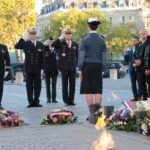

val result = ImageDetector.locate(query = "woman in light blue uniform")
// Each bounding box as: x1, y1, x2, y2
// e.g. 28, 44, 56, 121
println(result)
78, 18, 107, 123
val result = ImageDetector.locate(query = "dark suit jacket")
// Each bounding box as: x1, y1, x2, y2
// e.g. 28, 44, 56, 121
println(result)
15, 39, 44, 74
0, 44, 10, 72
43, 45, 58, 76
144, 45, 150, 69
124, 48, 135, 74
52, 39, 78, 71
134, 37, 150, 71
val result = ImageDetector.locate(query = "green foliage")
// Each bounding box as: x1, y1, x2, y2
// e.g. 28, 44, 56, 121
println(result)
107, 22, 139, 59
41, 8, 109, 42
41, 8, 138, 59
0, 0, 36, 49
146, 0, 150, 2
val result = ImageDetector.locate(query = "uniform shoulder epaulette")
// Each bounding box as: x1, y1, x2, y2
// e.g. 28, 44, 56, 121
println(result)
100, 35, 105, 39
82, 34, 88, 38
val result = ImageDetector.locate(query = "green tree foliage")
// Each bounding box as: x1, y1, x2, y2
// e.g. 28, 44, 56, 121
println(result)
106, 22, 139, 59
0, 0, 36, 49
42, 8, 109, 42
42, 8, 138, 59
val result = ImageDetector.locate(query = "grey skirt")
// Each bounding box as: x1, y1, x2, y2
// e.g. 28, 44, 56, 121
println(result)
80, 62, 103, 94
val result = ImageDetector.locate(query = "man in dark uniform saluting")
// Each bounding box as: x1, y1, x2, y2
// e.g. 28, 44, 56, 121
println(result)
43, 37, 58, 103
0, 44, 10, 109
53, 29, 78, 106
15, 28, 44, 108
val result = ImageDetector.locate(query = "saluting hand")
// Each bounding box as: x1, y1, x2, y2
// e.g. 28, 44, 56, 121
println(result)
145, 70, 150, 76
23, 32, 30, 41
59, 30, 65, 40
123, 48, 128, 54
135, 59, 141, 66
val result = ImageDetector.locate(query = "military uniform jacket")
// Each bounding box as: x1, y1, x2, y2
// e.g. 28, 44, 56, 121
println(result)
15, 38, 44, 74
78, 32, 107, 71
52, 39, 78, 71
134, 37, 150, 71
43, 45, 58, 76
0, 44, 10, 71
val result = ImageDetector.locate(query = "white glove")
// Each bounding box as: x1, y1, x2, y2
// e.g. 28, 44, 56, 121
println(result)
58, 30, 65, 40
4, 71, 9, 78
23, 32, 30, 41
43, 40, 49, 46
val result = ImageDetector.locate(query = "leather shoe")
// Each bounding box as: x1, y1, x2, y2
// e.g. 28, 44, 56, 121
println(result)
65, 103, 71, 106
52, 100, 58, 103
27, 104, 34, 108
69, 102, 76, 106
47, 100, 51, 103
34, 104, 43, 107
0, 105, 4, 110
130, 98, 141, 102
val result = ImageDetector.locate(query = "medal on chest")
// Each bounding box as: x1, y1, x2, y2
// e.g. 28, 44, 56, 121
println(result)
62, 53, 66, 57
62, 46, 66, 57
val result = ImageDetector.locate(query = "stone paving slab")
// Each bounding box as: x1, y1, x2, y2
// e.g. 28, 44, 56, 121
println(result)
0, 77, 149, 150
0, 124, 150, 150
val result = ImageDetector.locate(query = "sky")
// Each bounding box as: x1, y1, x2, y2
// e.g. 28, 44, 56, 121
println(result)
34, 0, 43, 14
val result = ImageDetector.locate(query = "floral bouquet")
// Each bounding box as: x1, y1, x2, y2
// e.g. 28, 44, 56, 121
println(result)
138, 110, 150, 136
0, 109, 25, 128
41, 108, 78, 125
106, 101, 137, 132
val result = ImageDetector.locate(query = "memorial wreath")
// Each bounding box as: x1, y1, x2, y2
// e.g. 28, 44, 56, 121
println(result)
0, 109, 25, 128
41, 108, 78, 125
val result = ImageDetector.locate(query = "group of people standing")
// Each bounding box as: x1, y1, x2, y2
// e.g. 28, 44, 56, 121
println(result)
14, 27, 78, 108
124, 29, 150, 102
0, 18, 106, 124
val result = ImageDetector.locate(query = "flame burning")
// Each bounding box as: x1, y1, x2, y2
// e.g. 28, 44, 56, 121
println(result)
93, 114, 115, 150
95, 114, 106, 130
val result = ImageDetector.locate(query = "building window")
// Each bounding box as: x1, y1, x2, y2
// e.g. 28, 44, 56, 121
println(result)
122, 16, 125, 22
129, 16, 134, 22
110, 17, 112, 24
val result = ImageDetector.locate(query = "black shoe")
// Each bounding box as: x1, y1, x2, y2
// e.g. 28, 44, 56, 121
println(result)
27, 104, 34, 108
0, 105, 4, 110
52, 100, 58, 103
69, 102, 76, 106
34, 104, 43, 107
47, 100, 51, 103
143, 97, 148, 101
65, 103, 71, 106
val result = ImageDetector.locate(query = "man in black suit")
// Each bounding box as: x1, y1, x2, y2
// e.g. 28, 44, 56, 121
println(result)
43, 37, 58, 103
53, 29, 78, 106
134, 29, 150, 100
0, 44, 10, 109
124, 37, 141, 101
15, 28, 44, 107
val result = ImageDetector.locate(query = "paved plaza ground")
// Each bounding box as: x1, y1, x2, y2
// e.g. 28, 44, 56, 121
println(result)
0, 76, 150, 150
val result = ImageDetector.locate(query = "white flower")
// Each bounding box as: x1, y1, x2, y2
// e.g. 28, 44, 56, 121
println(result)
141, 124, 148, 134
124, 122, 127, 125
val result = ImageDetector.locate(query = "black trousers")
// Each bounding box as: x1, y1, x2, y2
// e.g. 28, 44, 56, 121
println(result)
146, 75, 150, 97
130, 71, 141, 98
61, 70, 76, 104
26, 73, 41, 105
0, 70, 4, 106
137, 70, 148, 99
45, 73, 57, 101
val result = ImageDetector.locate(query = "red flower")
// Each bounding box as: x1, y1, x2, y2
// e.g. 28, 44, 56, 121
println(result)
47, 114, 51, 119
13, 115, 19, 120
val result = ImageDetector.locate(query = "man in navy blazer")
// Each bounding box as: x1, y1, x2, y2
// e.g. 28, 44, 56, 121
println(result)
124, 37, 141, 101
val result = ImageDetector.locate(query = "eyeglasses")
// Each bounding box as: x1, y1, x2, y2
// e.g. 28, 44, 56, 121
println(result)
65, 33, 72, 35
30, 33, 36, 35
